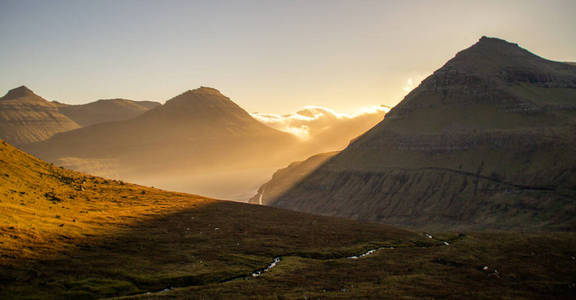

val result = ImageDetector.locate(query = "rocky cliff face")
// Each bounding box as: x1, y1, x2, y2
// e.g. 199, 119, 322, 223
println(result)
269, 37, 576, 231
0, 86, 80, 146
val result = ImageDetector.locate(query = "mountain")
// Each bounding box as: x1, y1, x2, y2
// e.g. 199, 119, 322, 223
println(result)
2, 138, 575, 299
268, 37, 576, 231
249, 151, 337, 204
24, 87, 300, 196
0, 86, 80, 146
57, 98, 160, 126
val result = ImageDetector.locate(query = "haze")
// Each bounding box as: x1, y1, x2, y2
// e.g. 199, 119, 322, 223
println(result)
1, 0, 575, 114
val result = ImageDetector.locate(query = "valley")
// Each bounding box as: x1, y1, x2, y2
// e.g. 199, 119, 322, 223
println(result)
1, 2, 576, 298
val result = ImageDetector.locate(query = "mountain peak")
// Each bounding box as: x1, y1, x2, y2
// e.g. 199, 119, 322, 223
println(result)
2, 86, 36, 100
451, 36, 533, 65
184, 86, 224, 96
470, 36, 524, 54
477, 36, 517, 46
157, 87, 255, 123
163, 87, 227, 106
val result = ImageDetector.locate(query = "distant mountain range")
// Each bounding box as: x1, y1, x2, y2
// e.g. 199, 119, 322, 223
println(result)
0, 85, 384, 199
260, 37, 576, 231
23, 87, 300, 190
0, 86, 159, 146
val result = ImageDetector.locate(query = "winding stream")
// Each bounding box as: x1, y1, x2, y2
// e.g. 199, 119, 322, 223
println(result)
252, 257, 281, 277
125, 237, 453, 298
347, 247, 394, 259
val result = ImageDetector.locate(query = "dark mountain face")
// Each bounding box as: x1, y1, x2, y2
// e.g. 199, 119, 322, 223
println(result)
58, 98, 160, 127
24, 87, 299, 186
0, 86, 80, 146
269, 37, 576, 231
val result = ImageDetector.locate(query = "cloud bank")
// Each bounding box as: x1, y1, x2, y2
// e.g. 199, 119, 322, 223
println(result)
252, 105, 388, 151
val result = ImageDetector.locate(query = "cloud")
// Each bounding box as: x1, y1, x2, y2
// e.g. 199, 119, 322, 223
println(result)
403, 78, 415, 92
402, 74, 428, 94
252, 105, 389, 143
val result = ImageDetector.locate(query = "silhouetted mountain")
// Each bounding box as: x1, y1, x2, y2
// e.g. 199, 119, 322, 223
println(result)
57, 98, 160, 126
269, 37, 576, 231
25, 87, 299, 187
0, 86, 80, 146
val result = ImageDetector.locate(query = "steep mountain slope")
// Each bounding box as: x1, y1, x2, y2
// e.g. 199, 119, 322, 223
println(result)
24, 87, 300, 195
57, 98, 160, 126
249, 151, 337, 205
271, 37, 576, 231
0, 86, 80, 146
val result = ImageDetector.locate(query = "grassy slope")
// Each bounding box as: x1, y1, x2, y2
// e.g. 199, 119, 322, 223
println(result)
0, 139, 417, 299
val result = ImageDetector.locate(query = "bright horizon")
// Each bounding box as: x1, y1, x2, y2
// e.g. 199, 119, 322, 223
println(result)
1, 0, 575, 114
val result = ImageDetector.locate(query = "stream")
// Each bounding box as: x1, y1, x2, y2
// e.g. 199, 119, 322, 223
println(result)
124, 236, 453, 298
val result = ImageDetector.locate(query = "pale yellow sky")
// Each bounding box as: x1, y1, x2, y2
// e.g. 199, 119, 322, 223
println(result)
1, 0, 575, 114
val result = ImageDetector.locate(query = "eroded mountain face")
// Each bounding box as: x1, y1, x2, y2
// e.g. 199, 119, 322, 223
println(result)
269, 37, 576, 231
0, 86, 80, 146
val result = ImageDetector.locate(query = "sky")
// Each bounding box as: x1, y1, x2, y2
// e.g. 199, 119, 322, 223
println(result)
1, 0, 575, 114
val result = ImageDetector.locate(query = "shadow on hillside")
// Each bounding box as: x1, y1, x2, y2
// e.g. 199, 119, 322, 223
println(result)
0, 200, 414, 299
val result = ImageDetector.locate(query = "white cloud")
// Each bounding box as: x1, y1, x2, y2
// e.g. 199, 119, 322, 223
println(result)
403, 78, 415, 92
251, 105, 388, 141
402, 74, 428, 94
